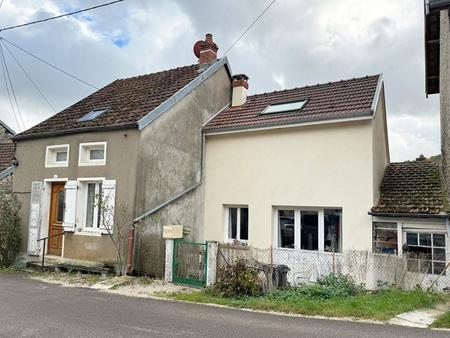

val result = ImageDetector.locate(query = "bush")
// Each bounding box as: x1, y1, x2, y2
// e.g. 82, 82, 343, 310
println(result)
213, 259, 262, 297
267, 273, 364, 301
0, 192, 21, 267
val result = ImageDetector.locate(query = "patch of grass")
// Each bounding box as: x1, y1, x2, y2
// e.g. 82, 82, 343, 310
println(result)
432, 312, 450, 328
163, 288, 448, 321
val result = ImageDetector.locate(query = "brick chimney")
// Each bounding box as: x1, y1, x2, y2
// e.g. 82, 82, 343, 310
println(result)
196, 34, 218, 64
231, 74, 249, 107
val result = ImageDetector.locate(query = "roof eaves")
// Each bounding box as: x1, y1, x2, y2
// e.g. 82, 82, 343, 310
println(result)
0, 120, 16, 136
369, 210, 449, 219
426, 0, 450, 14
204, 110, 373, 135
137, 57, 233, 130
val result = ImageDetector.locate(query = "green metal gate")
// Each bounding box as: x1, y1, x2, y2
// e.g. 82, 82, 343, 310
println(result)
172, 240, 207, 287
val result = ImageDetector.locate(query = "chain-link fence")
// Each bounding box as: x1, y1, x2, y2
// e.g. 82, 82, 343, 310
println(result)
216, 243, 450, 292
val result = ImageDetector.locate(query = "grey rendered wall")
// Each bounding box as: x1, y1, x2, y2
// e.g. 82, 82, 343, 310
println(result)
440, 10, 450, 198
135, 66, 231, 242
13, 129, 140, 262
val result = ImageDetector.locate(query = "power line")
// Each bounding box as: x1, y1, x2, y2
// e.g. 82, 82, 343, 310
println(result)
0, 0, 124, 32
0, 43, 24, 131
223, 0, 277, 56
1, 38, 99, 90
0, 1, 4, 11
1, 39, 56, 113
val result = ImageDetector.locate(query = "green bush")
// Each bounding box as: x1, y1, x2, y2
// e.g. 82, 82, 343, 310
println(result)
0, 192, 21, 267
213, 259, 262, 297
267, 273, 364, 301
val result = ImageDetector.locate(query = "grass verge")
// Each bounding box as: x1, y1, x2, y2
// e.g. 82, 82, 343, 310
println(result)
432, 312, 450, 328
161, 288, 448, 321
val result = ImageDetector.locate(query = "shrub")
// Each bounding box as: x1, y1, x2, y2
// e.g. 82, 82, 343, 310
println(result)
214, 259, 262, 297
0, 192, 21, 267
267, 273, 364, 301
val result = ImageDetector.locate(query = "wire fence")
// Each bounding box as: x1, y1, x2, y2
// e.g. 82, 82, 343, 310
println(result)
217, 243, 450, 292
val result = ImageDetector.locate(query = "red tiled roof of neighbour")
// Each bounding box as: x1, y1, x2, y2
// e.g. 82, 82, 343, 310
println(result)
204, 75, 381, 131
0, 143, 14, 172
371, 158, 447, 215
15, 64, 205, 139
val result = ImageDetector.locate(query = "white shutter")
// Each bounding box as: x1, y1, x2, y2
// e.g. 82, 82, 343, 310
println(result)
101, 180, 116, 233
63, 180, 78, 232
27, 181, 43, 255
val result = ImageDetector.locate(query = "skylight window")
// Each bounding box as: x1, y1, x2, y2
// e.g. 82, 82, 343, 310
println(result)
261, 100, 307, 114
78, 108, 110, 122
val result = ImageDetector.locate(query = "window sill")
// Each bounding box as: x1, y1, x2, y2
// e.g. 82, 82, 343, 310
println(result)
75, 229, 112, 236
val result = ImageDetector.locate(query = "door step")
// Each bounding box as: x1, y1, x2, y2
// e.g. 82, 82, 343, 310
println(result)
25, 261, 113, 276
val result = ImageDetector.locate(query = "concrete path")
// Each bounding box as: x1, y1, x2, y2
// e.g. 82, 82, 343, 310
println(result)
1, 272, 449, 338
389, 302, 450, 328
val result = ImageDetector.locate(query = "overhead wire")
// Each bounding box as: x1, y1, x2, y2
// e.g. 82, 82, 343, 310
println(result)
0, 0, 124, 32
1, 39, 56, 113
223, 0, 277, 56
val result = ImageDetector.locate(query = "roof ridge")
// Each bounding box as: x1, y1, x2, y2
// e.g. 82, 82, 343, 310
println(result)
247, 74, 381, 99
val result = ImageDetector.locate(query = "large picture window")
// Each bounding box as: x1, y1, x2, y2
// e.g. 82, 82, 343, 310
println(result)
277, 208, 342, 252
226, 206, 248, 241
405, 232, 446, 275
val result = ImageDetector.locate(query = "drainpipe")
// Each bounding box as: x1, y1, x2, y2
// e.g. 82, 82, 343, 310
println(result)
126, 226, 135, 275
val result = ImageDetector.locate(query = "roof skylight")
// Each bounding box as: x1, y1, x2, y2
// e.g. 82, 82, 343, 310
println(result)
261, 100, 307, 114
78, 108, 110, 122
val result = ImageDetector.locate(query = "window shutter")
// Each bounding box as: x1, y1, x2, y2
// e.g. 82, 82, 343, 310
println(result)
27, 181, 43, 256
63, 180, 78, 232
101, 180, 116, 233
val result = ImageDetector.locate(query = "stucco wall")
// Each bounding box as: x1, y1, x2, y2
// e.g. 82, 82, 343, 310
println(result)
13, 129, 140, 262
440, 10, 450, 198
204, 120, 376, 250
371, 87, 390, 203
135, 66, 231, 242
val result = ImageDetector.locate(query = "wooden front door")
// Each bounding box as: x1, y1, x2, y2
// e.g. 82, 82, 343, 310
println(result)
48, 182, 65, 256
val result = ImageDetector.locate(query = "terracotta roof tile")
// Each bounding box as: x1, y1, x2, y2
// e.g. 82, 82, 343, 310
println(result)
16, 63, 204, 139
204, 75, 380, 131
0, 143, 14, 172
372, 158, 446, 215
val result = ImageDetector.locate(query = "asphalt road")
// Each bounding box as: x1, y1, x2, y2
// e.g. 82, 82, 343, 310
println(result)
0, 272, 449, 338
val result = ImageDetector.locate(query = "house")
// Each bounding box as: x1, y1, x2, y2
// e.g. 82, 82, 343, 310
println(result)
0, 120, 16, 193
13, 34, 232, 265
203, 74, 390, 252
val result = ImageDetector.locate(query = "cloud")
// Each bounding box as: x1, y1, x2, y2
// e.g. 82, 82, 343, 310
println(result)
0, 0, 441, 161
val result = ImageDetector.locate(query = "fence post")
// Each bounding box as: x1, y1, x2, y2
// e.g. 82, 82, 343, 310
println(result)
165, 239, 174, 283
206, 241, 218, 287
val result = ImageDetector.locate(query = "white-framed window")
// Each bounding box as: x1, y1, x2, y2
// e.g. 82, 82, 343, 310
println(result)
45, 144, 69, 168
276, 208, 342, 252
373, 222, 398, 255
78, 142, 107, 166
225, 206, 249, 242
405, 232, 447, 275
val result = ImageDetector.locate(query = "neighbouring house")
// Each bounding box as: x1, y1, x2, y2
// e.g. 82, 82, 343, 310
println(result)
0, 120, 16, 193
13, 34, 232, 267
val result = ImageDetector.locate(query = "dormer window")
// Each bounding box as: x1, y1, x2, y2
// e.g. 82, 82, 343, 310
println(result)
79, 142, 107, 166
45, 144, 69, 168
261, 100, 307, 114
77, 108, 110, 122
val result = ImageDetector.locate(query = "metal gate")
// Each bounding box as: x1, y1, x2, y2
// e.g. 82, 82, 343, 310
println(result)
172, 240, 207, 287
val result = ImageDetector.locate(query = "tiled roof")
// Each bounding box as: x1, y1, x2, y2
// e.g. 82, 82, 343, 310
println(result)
15, 64, 205, 139
204, 75, 381, 131
0, 143, 14, 172
371, 158, 446, 215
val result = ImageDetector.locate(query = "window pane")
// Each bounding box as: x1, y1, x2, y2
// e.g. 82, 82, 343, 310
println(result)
96, 183, 103, 228
279, 210, 295, 248
433, 248, 446, 261
239, 208, 248, 240
434, 262, 446, 275
419, 233, 432, 246
301, 211, 318, 250
86, 183, 95, 227
433, 234, 445, 247
56, 151, 67, 162
324, 209, 341, 252
90, 149, 104, 160
229, 208, 237, 239
406, 233, 418, 246
373, 223, 397, 255
56, 190, 65, 222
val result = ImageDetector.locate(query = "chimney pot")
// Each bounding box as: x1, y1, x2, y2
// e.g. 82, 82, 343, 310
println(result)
231, 74, 249, 107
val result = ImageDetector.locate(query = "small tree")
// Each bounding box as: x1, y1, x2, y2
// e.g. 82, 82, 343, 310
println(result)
0, 191, 21, 267
97, 192, 130, 276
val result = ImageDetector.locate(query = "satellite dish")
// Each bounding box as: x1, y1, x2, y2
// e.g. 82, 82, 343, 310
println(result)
193, 40, 203, 58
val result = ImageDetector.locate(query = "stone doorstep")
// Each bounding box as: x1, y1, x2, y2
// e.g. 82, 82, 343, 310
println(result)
388, 302, 450, 328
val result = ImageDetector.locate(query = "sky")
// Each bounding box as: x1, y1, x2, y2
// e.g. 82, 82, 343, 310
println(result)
0, 0, 441, 162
